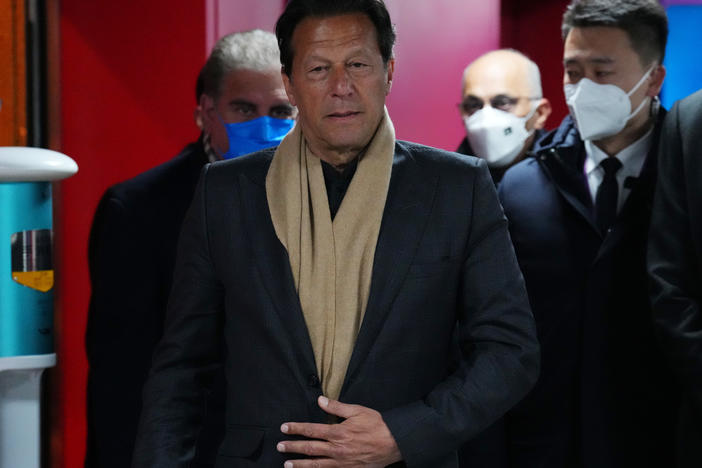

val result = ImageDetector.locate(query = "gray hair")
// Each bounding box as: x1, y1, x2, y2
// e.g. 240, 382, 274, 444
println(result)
461, 48, 543, 98
201, 29, 281, 98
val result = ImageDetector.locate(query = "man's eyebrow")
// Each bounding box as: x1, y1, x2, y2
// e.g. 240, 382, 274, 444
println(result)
564, 56, 615, 66
304, 48, 371, 64
304, 54, 331, 64
228, 99, 256, 108
269, 103, 295, 111
588, 56, 615, 64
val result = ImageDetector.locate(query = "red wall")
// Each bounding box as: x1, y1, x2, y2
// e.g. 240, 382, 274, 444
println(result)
384, 0, 500, 150
502, 0, 573, 127
206, 0, 286, 52
56, 1, 206, 466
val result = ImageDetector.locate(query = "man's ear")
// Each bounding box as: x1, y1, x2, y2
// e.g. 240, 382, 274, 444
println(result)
282, 68, 297, 107
193, 105, 204, 130
385, 58, 395, 95
531, 98, 552, 130
646, 64, 666, 97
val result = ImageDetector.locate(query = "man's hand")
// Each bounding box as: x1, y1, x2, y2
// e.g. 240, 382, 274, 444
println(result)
277, 395, 402, 467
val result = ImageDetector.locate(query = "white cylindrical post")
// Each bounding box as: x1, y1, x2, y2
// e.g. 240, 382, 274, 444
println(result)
0, 147, 77, 468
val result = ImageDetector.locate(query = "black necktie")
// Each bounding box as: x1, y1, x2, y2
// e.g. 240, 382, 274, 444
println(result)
595, 157, 622, 234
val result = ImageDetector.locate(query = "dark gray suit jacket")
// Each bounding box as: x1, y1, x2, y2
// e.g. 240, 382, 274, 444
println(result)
648, 89, 702, 468
132, 141, 539, 467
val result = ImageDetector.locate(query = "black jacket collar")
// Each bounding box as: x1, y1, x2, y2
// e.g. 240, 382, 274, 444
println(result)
532, 110, 667, 241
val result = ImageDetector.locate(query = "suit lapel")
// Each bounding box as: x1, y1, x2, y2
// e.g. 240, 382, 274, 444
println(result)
238, 164, 317, 388
539, 144, 601, 237
342, 145, 438, 394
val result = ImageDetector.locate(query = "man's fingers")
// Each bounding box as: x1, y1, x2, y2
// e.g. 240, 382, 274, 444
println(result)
283, 459, 335, 468
318, 395, 362, 419
277, 440, 335, 457
281, 422, 333, 440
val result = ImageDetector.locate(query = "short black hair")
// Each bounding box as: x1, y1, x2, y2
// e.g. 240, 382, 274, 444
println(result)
562, 0, 668, 65
275, 0, 396, 77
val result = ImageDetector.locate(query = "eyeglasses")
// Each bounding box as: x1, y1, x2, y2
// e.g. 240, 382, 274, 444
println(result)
458, 94, 542, 116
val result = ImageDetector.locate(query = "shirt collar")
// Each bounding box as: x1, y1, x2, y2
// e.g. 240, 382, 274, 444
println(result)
584, 126, 654, 179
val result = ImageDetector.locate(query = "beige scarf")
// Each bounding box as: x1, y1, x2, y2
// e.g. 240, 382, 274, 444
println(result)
266, 109, 395, 400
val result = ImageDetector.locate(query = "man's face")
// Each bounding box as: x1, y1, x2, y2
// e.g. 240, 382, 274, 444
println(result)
201, 68, 296, 157
461, 55, 538, 124
282, 13, 394, 161
563, 26, 661, 133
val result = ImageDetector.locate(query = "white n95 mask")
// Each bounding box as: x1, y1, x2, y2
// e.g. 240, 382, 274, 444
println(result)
463, 105, 536, 168
564, 66, 654, 141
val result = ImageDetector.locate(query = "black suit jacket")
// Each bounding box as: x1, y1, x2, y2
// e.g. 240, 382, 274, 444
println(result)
498, 115, 679, 468
132, 141, 540, 468
86, 139, 213, 468
648, 89, 702, 468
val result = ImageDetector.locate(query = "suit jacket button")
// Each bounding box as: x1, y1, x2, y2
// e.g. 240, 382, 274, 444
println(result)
308, 374, 320, 387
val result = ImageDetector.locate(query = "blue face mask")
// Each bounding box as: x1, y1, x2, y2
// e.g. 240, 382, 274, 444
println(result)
219, 116, 295, 159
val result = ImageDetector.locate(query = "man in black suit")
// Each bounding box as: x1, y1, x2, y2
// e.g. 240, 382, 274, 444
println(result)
498, 1, 679, 466
85, 30, 296, 468
648, 88, 702, 468
132, 1, 539, 467
456, 49, 552, 468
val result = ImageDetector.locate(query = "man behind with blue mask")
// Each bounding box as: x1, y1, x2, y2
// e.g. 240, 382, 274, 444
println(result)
456, 49, 552, 184
85, 29, 295, 468
498, 1, 680, 467
199, 31, 296, 160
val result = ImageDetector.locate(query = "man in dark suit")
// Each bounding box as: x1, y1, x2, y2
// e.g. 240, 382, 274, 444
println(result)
648, 88, 702, 468
456, 49, 551, 185
498, 1, 679, 467
85, 30, 296, 468
132, 1, 539, 467
456, 48, 552, 468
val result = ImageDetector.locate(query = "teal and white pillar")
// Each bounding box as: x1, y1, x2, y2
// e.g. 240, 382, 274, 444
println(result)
0, 147, 78, 468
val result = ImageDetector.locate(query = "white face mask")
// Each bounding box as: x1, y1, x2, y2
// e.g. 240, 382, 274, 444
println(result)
463, 104, 536, 168
564, 66, 654, 141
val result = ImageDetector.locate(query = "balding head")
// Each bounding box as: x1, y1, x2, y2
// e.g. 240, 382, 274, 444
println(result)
458, 48, 552, 172
462, 49, 542, 105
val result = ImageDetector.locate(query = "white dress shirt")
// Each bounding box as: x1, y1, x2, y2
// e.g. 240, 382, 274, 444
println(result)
584, 127, 654, 214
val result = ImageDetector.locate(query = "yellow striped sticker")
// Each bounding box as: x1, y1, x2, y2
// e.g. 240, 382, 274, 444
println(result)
12, 270, 54, 292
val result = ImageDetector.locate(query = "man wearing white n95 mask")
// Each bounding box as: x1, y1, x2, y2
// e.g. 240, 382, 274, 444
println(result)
456, 49, 552, 184
497, 1, 680, 467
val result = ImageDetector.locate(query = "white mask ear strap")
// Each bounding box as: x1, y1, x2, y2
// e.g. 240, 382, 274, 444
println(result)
626, 94, 650, 123
521, 99, 541, 136
626, 65, 656, 97
523, 99, 540, 121
624, 65, 657, 122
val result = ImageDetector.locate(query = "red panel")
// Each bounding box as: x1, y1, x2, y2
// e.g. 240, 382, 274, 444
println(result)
207, 0, 285, 52
501, 0, 571, 127
384, 0, 501, 150
56, 1, 206, 466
